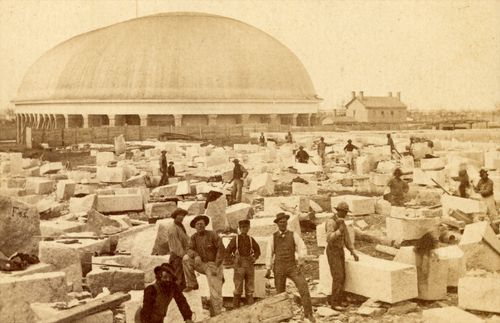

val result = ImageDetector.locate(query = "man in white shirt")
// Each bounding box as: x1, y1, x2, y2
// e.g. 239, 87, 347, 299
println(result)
265, 212, 315, 323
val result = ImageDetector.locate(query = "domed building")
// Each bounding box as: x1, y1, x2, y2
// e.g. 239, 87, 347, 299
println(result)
14, 12, 320, 132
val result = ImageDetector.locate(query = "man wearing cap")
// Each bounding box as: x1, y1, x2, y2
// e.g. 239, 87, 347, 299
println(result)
265, 213, 315, 322
165, 208, 190, 290
317, 137, 332, 165
474, 169, 499, 233
159, 150, 169, 186
226, 219, 261, 308
167, 161, 176, 177
295, 146, 310, 164
230, 159, 248, 204
343, 139, 359, 170
259, 132, 266, 146
387, 168, 409, 206
182, 215, 225, 315
140, 264, 193, 323
326, 202, 359, 310
285, 131, 293, 144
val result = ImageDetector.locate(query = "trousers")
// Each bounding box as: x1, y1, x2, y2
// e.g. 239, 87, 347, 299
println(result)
169, 254, 186, 291
326, 245, 345, 305
274, 263, 312, 316
231, 179, 243, 203
233, 257, 255, 296
159, 171, 169, 186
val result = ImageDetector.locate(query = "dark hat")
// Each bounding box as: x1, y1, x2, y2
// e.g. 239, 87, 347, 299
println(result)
171, 208, 188, 218
299, 145, 304, 149
161, 150, 167, 154
273, 212, 290, 223
479, 169, 488, 175
393, 168, 403, 176
233, 159, 239, 163
238, 219, 250, 226
190, 215, 210, 228
334, 201, 351, 213
320, 137, 324, 140
347, 139, 352, 143
169, 161, 174, 164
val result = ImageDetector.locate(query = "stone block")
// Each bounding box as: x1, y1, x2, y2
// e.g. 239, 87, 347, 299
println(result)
0, 272, 68, 323
144, 201, 177, 219
292, 181, 318, 195
96, 193, 143, 213
175, 180, 191, 195
413, 168, 446, 187
423, 306, 484, 323
114, 134, 126, 155
96, 166, 126, 183
264, 196, 310, 213
414, 187, 443, 206
69, 194, 97, 213
375, 198, 392, 215
206, 194, 228, 232
130, 224, 169, 267
40, 219, 85, 237
249, 172, 275, 196
316, 220, 354, 248
85, 209, 124, 235
370, 172, 391, 186
376, 160, 397, 174
355, 155, 376, 175
420, 157, 446, 170
77, 310, 114, 323
178, 200, 205, 215
1, 177, 26, 188
151, 182, 178, 196
459, 221, 500, 271
331, 195, 375, 216
294, 162, 322, 174
218, 268, 266, 298
40, 162, 63, 175
123, 174, 148, 187
386, 216, 440, 242
0, 262, 55, 279
433, 246, 466, 287
56, 179, 76, 201
441, 194, 486, 217
25, 177, 55, 194
458, 276, 500, 313
319, 252, 418, 303
225, 203, 252, 229
95, 151, 115, 166
86, 266, 145, 296
0, 196, 40, 257
132, 255, 167, 283
115, 224, 155, 252
249, 214, 301, 238
25, 166, 41, 176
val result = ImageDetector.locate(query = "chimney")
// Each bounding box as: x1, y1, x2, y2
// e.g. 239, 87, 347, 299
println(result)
388, 92, 392, 97
351, 91, 356, 100
397, 92, 401, 100
359, 91, 364, 100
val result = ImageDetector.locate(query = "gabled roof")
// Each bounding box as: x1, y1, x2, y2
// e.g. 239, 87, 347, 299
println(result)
345, 96, 407, 109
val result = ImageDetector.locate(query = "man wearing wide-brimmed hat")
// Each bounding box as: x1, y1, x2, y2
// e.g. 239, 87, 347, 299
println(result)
230, 158, 248, 204
386, 167, 409, 206
265, 212, 315, 322
325, 202, 359, 310
295, 145, 310, 164
165, 208, 190, 290
158, 150, 169, 186
474, 169, 499, 233
182, 214, 225, 316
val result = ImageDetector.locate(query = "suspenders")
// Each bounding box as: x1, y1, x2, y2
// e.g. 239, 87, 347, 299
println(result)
235, 235, 254, 257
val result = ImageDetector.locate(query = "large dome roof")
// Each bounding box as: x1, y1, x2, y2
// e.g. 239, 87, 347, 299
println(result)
16, 12, 319, 103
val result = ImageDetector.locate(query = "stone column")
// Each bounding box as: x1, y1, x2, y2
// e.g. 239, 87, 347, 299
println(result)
82, 114, 89, 128
291, 114, 299, 126
139, 114, 148, 127
208, 114, 217, 126
240, 114, 250, 124
108, 114, 116, 127
269, 114, 280, 125
16, 114, 20, 144
173, 114, 183, 127
63, 115, 69, 128
307, 113, 313, 126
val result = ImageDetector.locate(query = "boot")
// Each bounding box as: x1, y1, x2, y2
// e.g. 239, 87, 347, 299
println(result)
233, 294, 241, 309
246, 294, 254, 305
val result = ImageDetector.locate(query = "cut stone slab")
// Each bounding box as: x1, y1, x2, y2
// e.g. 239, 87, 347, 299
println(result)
413, 168, 446, 187
292, 181, 318, 195
40, 162, 63, 175
0, 196, 40, 257
144, 201, 177, 219
319, 252, 418, 303
423, 306, 485, 323
175, 180, 191, 195
264, 196, 310, 213
386, 216, 440, 242
96, 152, 115, 166
376, 160, 397, 174
459, 221, 500, 271
433, 246, 466, 287
375, 198, 392, 215
178, 200, 205, 215
86, 266, 145, 296
131, 255, 167, 283
0, 262, 55, 279
129, 224, 169, 267
56, 179, 76, 201
249, 172, 275, 196
1, 176, 26, 188
69, 194, 97, 214
96, 166, 126, 183
25, 177, 55, 194
40, 219, 85, 237
96, 193, 143, 213
114, 134, 126, 155
218, 268, 266, 298
294, 162, 322, 174
0, 271, 68, 323
370, 172, 391, 186
85, 210, 124, 235
420, 157, 446, 170
458, 276, 500, 314
441, 194, 487, 217
225, 203, 252, 229
151, 182, 178, 196
115, 224, 155, 253
310, 199, 323, 212
206, 194, 228, 232
331, 195, 375, 216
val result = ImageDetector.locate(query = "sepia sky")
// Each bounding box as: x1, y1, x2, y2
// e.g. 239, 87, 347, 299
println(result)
0, 0, 499, 111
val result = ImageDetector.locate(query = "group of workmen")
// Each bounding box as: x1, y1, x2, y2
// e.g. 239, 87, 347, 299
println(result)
140, 201, 359, 323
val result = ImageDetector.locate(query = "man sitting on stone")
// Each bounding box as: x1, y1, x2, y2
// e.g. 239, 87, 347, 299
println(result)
295, 146, 310, 164
387, 168, 409, 206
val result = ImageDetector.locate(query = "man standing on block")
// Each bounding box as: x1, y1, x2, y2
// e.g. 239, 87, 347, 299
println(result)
159, 150, 169, 186
317, 137, 331, 165
259, 132, 266, 146
265, 213, 315, 323
230, 159, 248, 204
183, 215, 225, 316
165, 208, 190, 290
326, 202, 359, 310
226, 219, 261, 308
343, 139, 359, 170
474, 169, 499, 233
295, 146, 310, 164
387, 168, 409, 206
167, 161, 176, 177
141, 265, 193, 323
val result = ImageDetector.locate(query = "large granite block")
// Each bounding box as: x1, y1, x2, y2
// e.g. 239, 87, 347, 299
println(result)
56, 179, 76, 201
441, 194, 486, 217
25, 177, 55, 194
292, 181, 318, 195
458, 276, 500, 313
96, 166, 125, 183
96, 193, 143, 213
433, 246, 466, 287
40, 162, 63, 175
386, 216, 440, 242
422, 306, 484, 323
95, 152, 115, 166
331, 195, 375, 215
86, 266, 144, 296
225, 203, 252, 229
249, 172, 275, 196
264, 196, 310, 213
420, 157, 446, 170
69, 194, 96, 213
459, 221, 500, 271
144, 201, 177, 219
206, 194, 228, 232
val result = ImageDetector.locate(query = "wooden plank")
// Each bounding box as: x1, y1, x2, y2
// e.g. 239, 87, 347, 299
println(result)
40, 292, 131, 323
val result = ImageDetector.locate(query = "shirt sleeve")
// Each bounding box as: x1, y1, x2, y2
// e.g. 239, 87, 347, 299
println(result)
140, 286, 156, 323
226, 236, 236, 255
480, 180, 494, 197
166, 226, 186, 257
265, 235, 274, 270
251, 237, 261, 260
293, 232, 307, 260
343, 223, 355, 252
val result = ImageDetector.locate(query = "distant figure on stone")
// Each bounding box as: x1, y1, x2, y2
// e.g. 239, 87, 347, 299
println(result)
326, 202, 359, 310
387, 168, 409, 206
259, 132, 266, 146
265, 213, 316, 323
343, 139, 359, 170
474, 169, 499, 233
183, 215, 225, 316
230, 159, 248, 204
387, 133, 399, 158
167, 161, 175, 177
295, 146, 310, 164
165, 208, 190, 290
285, 131, 293, 143
226, 219, 261, 308
140, 265, 193, 323
159, 150, 169, 186
452, 169, 471, 198
317, 137, 332, 165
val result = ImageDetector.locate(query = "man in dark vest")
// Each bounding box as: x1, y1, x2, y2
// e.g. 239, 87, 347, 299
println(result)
159, 150, 169, 186
167, 161, 176, 177
230, 159, 248, 204
140, 265, 193, 323
265, 213, 315, 322
295, 146, 310, 164
259, 132, 266, 146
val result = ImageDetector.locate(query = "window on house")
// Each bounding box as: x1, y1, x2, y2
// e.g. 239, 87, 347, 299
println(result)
391, 111, 394, 116
381, 111, 384, 116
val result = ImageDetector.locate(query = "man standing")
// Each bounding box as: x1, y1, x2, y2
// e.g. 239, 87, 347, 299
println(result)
230, 159, 248, 204
182, 215, 225, 316
387, 168, 409, 206
167, 161, 176, 177
317, 137, 331, 165
474, 169, 499, 233
265, 213, 315, 322
159, 150, 169, 186
326, 202, 359, 310
285, 131, 293, 143
343, 139, 359, 170
259, 132, 266, 146
226, 219, 261, 308
295, 146, 310, 164
140, 265, 193, 323
165, 208, 190, 290
387, 133, 397, 156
